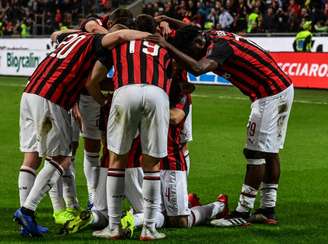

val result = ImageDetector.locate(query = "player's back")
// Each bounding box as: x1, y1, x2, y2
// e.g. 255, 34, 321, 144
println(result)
207, 30, 292, 101
111, 40, 172, 94
25, 32, 104, 110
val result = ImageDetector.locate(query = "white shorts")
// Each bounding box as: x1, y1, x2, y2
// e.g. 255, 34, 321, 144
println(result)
107, 84, 169, 158
20, 93, 72, 157
79, 94, 101, 140
246, 85, 294, 153
161, 170, 190, 216
180, 104, 193, 144
69, 111, 80, 143
125, 167, 144, 213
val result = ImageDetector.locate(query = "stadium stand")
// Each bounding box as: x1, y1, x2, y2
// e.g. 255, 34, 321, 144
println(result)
142, 0, 328, 33
0, 0, 135, 36
1, 1, 327, 36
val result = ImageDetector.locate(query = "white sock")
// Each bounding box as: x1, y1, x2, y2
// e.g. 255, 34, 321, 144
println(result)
236, 184, 258, 213
260, 183, 278, 208
63, 164, 79, 209
133, 212, 144, 228
107, 169, 125, 229
83, 150, 100, 205
24, 159, 63, 211
142, 172, 161, 229
188, 201, 224, 227
184, 149, 191, 176
18, 166, 36, 206
48, 175, 65, 212
93, 167, 108, 214
133, 211, 164, 228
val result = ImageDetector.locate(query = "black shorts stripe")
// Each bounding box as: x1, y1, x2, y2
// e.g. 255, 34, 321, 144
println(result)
19, 169, 36, 177
48, 160, 63, 175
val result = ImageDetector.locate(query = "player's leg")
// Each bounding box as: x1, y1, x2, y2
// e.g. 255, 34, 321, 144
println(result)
139, 85, 169, 240
234, 85, 294, 223
18, 94, 43, 207
18, 153, 41, 207
14, 95, 73, 236
94, 85, 142, 239
161, 170, 190, 228
63, 117, 81, 212
79, 94, 102, 209
49, 115, 80, 225
250, 85, 294, 224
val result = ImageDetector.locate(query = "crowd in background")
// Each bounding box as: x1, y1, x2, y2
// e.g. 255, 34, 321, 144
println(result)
143, 0, 328, 33
0, 0, 113, 36
1, 0, 328, 36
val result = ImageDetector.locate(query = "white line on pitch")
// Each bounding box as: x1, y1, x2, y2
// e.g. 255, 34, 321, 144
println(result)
0, 82, 327, 105
193, 94, 328, 105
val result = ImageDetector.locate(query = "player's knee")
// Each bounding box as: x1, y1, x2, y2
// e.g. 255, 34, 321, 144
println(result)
167, 216, 188, 228
22, 152, 42, 169
84, 138, 101, 152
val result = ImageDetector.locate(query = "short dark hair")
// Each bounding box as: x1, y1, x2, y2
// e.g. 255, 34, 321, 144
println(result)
172, 25, 202, 51
108, 8, 135, 28
135, 14, 157, 34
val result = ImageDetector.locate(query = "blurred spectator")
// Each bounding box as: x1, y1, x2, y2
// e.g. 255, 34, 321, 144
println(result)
0, 0, 327, 36
262, 7, 275, 32
0, 0, 134, 36
247, 7, 261, 33
142, 0, 328, 34
218, 4, 234, 31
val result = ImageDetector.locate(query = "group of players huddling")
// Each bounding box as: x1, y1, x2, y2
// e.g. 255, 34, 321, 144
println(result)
14, 7, 294, 241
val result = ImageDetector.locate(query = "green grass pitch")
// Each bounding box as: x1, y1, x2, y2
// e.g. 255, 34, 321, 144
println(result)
0, 76, 328, 243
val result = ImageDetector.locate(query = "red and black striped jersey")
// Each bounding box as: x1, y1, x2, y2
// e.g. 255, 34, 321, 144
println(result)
161, 94, 191, 171
25, 32, 110, 110
80, 15, 109, 32
112, 40, 172, 94
206, 30, 292, 101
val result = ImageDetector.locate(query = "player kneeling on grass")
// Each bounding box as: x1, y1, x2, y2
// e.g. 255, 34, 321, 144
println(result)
146, 25, 294, 226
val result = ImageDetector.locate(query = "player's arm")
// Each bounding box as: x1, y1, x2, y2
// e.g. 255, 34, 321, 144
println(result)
50, 29, 80, 42
85, 20, 108, 34
170, 108, 185, 125
85, 61, 108, 106
155, 15, 189, 29
146, 34, 218, 76
101, 29, 150, 50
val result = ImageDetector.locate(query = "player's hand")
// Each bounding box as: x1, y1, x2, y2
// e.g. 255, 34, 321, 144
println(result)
154, 15, 167, 23
158, 21, 171, 39
145, 34, 168, 48
72, 103, 83, 131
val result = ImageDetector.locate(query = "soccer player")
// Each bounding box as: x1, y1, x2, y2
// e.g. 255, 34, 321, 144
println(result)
147, 26, 294, 225
14, 28, 150, 237
120, 82, 229, 231
79, 8, 135, 209
86, 23, 172, 241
